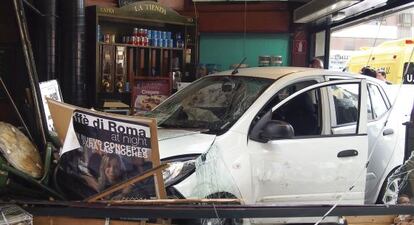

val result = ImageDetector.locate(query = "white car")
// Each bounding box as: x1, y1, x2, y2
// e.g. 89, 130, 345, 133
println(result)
143, 67, 410, 209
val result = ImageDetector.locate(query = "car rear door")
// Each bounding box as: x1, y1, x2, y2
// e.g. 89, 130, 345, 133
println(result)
248, 79, 368, 205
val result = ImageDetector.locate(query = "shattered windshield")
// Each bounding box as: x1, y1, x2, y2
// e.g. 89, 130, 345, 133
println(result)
142, 76, 273, 134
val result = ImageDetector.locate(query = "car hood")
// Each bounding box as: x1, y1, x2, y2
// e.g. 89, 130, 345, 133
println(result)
157, 128, 216, 159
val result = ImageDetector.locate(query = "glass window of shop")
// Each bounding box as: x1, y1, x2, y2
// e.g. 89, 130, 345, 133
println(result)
329, 7, 414, 84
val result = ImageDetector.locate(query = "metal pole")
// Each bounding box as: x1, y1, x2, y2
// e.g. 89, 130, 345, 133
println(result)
12, 0, 48, 149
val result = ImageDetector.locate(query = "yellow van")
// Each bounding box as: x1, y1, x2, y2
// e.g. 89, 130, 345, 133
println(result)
347, 38, 414, 84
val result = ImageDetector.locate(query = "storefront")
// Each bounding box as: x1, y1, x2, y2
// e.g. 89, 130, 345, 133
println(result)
1, 1, 414, 225
307, 0, 414, 84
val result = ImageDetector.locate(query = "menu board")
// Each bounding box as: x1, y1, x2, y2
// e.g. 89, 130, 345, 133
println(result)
133, 79, 170, 111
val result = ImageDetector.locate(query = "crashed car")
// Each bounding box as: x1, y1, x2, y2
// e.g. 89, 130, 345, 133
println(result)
142, 67, 410, 208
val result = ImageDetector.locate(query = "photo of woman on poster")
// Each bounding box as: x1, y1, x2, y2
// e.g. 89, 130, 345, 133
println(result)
98, 154, 127, 191
80, 153, 132, 200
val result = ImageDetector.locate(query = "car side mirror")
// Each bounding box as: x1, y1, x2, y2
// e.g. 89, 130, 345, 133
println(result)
260, 120, 294, 142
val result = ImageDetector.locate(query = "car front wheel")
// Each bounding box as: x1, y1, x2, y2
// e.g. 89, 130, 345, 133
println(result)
200, 192, 243, 225
380, 176, 402, 204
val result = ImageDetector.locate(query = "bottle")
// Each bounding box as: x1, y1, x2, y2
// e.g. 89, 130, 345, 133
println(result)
185, 48, 191, 64
172, 57, 180, 71
151, 67, 157, 76
175, 32, 182, 40
172, 70, 182, 91
97, 25, 101, 42
176, 39, 184, 48
125, 82, 130, 92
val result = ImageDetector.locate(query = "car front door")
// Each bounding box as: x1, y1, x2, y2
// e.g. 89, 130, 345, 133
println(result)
248, 79, 368, 205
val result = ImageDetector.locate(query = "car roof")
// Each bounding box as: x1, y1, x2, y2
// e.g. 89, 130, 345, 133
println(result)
213, 67, 311, 79
212, 66, 372, 81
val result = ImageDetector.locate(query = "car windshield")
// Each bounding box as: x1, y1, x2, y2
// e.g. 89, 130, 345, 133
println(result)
141, 76, 274, 134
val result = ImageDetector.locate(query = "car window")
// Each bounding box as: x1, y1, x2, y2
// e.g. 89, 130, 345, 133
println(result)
253, 80, 317, 121
272, 88, 321, 136
249, 80, 320, 139
250, 80, 364, 141
368, 84, 388, 119
330, 83, 359, 127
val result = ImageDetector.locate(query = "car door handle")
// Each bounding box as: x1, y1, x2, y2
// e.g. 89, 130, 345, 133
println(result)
383, 128, 394, 136
337, 149, 358, 158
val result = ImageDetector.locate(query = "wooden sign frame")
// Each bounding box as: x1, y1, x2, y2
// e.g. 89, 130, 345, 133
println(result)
47, 99, 166, 200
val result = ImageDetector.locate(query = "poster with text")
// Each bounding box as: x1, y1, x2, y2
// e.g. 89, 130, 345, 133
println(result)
133, 80, 170, 112
58, 109, 156, 200
39, 80, 63, 132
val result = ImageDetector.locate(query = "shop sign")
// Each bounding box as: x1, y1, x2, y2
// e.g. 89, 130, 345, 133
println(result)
329, 50, 354, 72
99, 8, 115, 14
97, 1, 194, 26
134, 3, 167, 15
403, 63, 414, 84
102, 2, 168, 18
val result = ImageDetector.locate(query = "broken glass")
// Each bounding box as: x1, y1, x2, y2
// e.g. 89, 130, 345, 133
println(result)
384, 151, 414, 205
0, 205, 32, 225
192, 144, 242, 200
192, 144, 245, 225
140, 76, 273, 135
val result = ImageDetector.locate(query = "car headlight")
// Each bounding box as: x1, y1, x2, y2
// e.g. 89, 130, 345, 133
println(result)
163, 159, 196, 187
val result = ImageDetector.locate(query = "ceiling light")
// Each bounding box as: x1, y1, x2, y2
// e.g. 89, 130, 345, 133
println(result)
294, 0, 360, 23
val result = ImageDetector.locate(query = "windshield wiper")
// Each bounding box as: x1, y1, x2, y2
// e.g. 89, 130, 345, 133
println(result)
158, 123, 188, 129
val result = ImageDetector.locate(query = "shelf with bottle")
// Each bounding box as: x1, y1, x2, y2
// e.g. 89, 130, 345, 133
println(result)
88, 1, 197, 109
98, 27, 186, 50
99, 42, 184, 51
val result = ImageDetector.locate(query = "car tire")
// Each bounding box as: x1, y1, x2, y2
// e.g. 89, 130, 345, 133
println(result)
173, 192, 242, 225
199, 192, 242, 225
377, 173, 402, 204
200, 218, 241, 225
